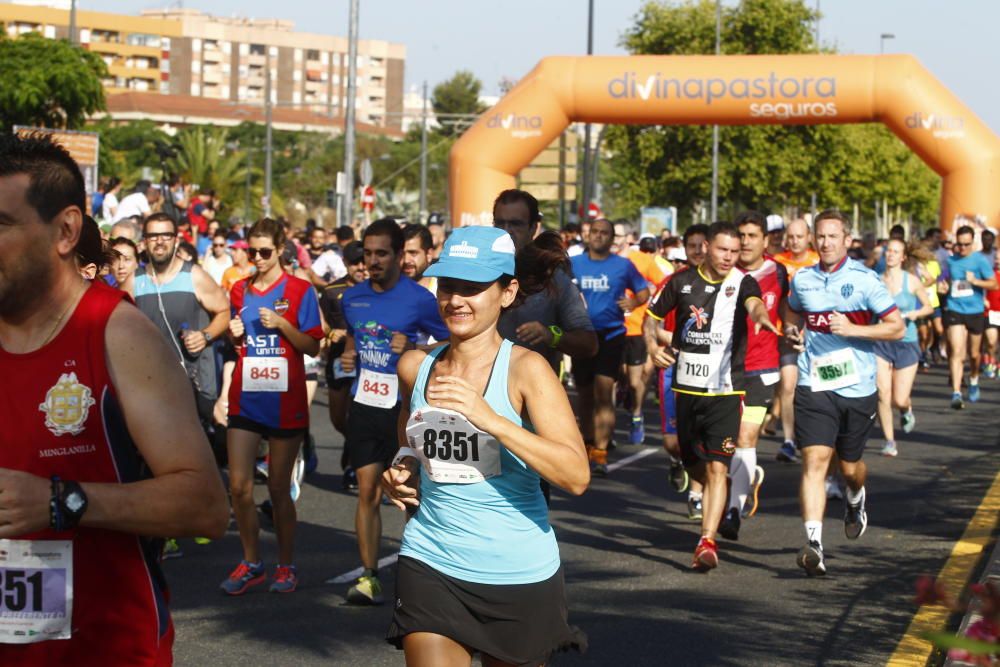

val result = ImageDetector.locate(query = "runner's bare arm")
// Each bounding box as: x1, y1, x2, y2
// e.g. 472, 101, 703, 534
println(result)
907, 272, 935, 321
746, 297, 780, 335
643, 312, 675, 368
192, 263, 232, 341
262, 308, 320, 356
51, 303, 226, 539
382, 350, 424, 510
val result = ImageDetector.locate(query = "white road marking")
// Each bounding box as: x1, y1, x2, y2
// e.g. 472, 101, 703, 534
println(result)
325, 447, 661, 584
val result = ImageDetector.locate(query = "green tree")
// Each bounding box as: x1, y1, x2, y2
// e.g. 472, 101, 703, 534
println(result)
603, 0, 940, 227
0, 33, 107, 132
166, 126, 264, 218
432, 70, 487, 137
92, 118, 172, 187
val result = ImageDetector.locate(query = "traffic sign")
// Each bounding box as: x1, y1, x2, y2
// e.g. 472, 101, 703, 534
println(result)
361, 185, 376, 212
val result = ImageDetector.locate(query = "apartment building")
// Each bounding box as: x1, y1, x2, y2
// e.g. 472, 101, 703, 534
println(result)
0, 2, 406, 130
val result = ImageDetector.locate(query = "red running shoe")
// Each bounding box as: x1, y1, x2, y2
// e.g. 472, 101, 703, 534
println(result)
692, 537, 719, 571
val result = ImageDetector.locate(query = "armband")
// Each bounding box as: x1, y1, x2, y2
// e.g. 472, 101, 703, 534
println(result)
391, 446, 422, 468
548, 325, 564, 349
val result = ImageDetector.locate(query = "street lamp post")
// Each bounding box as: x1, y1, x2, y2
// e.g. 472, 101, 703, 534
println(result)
68, 0, 77, 45
342, 0, 360, 228
581, 0, 594, 219
264, 50, 273, 218
880, 33, 895, 54
711, 0, 721, 221
419, 80, 428, 222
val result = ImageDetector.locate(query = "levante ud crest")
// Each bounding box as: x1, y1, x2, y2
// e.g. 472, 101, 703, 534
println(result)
39, 372, 95, 437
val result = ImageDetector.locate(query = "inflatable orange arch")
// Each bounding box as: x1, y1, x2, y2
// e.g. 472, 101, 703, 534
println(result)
449, 55, 1000, 233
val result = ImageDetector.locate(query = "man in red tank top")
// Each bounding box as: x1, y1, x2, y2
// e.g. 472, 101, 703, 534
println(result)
0, 133, 229, 665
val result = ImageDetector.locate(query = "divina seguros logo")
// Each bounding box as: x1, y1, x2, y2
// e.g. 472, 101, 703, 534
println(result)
905, 112, 965, 140
608, 71, 839, 119
487, 112, 543, 139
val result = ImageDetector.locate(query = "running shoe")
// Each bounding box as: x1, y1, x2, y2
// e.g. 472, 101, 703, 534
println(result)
669, 459, 690, 493
589, 448, 609, 476
743, 465, 766, 519
844, 488, 868, 540
291, 451, 305, 502
881, 440, 898, 457
592, 462, 609, 477
901, 408, 916, 434
220, 560, 266, 595
825, 476, 844, 500
254, 458, 269, 481
162, 538, 183, 560
687, 495, 703, 521
692, 537, 719, 571
304, 434, 319, 474
969, 383, 981, 403
194, 537, 213, 545
342, 466, 359, 491
951, 391, 965, 410
628, 417, 645, 445
269, 565, 298, 593
346, 574, 384, 605
718, 508, 741, 541
776, 440, 799, 463
796, 541, 826, 577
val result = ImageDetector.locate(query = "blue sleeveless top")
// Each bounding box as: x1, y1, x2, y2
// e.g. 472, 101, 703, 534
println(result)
888, 272, 918, 343
399, 339, 560, 584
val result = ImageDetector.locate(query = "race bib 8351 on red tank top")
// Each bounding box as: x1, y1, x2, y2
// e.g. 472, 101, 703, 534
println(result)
0, 281, 173, 666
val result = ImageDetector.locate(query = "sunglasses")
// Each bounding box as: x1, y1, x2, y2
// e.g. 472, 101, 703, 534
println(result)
212, 243, 227, 248
248, 247, 276, 260
146, 232, 176, 241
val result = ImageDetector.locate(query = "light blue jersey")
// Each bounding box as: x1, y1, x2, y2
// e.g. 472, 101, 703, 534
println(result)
788, 257, 897, 398
945, 252, 994, 315
399, 340, 560, 585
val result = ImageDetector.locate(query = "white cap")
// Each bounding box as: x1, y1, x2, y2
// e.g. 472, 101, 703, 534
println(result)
766, 214, 785, 233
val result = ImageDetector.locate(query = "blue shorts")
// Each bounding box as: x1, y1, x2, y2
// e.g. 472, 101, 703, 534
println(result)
873, 340, 921, 369
658, 366, 677, 435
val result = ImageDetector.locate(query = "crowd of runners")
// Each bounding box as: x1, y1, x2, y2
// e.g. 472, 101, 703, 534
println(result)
2, 132, 1000, 665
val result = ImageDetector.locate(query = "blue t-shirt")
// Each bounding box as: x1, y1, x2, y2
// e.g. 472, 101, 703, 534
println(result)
196, 234, 212, 258
789, 257, 898, 398
570, 252, 647, 339
342, 276, 450, 403
945, 252, 993, 314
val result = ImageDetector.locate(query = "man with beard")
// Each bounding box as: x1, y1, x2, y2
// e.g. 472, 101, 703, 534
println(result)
0, 129, 228, 666
402, 223, 436, 293
339, 219, 449, 605
134, 213, 230, 439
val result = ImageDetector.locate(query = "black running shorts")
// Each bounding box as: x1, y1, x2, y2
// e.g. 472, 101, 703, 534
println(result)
572, 332, 626, 384
794, 387, 877, 463
623, 335, 648, 366
387, 556, 586, 666
944, 310, 986, 335
674, 392, 741, 468
346, 401, 400, 469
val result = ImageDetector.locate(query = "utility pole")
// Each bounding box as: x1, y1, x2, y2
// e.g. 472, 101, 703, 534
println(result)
342, 0, 360, 228
264, 49, 273, 217
68, 0, 78, 45
710, 0, 721, 221
419, 80, 428, 222
581, 0, 594, 219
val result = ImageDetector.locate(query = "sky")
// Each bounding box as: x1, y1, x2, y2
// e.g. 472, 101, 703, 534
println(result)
83, 0, 1000, 134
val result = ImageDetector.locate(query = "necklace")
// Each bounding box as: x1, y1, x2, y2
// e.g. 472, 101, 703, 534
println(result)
38, 283, 86, 349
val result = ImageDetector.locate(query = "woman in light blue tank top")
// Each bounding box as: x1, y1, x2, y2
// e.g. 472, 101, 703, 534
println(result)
382, 225, 589, 666
874, 239, 934, 457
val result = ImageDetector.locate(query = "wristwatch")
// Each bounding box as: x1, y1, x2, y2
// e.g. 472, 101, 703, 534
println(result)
202, 330, 212, 344
548, 325, 564, 349
50, 478, 88, 531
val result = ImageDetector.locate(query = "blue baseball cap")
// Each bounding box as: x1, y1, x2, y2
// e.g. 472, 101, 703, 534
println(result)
424, 226, 516, 282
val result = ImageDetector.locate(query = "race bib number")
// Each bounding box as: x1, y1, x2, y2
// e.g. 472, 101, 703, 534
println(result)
354, 368, 398, 409
406, 407, 501, 484
676, 350, 723, 390
990, 311, 1000, 327
242, 357, 288, 392
0, 540, 72, 644
810, 348, 859, 392
332, 358, 356, 380
951, 280, 974, 299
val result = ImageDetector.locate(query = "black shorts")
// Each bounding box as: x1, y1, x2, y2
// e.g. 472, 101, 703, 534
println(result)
743, 373, 777, 409
674, 392, 741, 468
623, 335, 647, 366
324, 361, 356, 391
346, 400, 400, 469
778, 337, 799, 368
794, 387, 877, 463
387, 556, 586, 666
944, 310, 987, 335
572, 333, 625, 384
228, 414, 306, 440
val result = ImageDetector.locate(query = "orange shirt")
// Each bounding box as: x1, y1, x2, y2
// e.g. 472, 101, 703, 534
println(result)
775, 249, 819, 278
624, 250, 669, 336
221, 264, 255, 293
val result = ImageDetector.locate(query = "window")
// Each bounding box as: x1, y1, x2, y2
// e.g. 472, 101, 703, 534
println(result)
306, 49, 320, 61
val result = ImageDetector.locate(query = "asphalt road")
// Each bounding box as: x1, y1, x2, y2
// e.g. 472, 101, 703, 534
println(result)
167, 365, 1000, 667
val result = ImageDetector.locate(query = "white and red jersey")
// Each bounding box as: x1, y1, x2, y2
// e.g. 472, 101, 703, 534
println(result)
737, 257, 788, 375
0, 281, 173, 666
